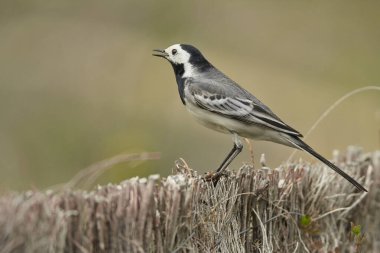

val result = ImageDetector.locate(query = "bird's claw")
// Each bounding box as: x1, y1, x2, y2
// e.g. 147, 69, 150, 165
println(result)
203, 171, 228, 186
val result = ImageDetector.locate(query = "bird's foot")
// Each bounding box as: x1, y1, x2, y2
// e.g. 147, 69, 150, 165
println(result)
203, 171, 228, 186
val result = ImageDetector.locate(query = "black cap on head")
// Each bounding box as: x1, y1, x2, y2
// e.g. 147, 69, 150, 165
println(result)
180, 44, 211, 69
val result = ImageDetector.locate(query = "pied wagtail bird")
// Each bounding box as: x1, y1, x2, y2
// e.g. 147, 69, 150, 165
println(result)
153, 44, 367, 192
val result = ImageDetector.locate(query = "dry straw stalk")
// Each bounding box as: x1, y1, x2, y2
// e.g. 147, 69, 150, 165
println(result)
0, 146, 379, 253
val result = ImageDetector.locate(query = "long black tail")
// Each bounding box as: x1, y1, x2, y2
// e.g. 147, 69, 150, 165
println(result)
287, 137, 367, 192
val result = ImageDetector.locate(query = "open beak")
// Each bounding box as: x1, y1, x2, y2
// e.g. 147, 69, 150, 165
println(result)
152, 49, 169, 58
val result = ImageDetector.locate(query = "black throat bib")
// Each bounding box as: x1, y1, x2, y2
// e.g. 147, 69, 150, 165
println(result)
170, 63, 186, 105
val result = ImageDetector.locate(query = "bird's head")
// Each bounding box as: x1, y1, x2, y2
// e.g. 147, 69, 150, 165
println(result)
153, 44, 210, 77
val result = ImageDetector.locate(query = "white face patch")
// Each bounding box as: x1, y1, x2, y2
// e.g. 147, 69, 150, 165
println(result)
165, 44, 190, 64
164, 44, 195, 77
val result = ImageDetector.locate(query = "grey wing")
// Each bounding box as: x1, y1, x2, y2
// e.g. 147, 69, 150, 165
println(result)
187, 79, 303, 137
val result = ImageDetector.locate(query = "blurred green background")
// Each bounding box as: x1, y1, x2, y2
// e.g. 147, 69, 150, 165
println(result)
0, 0, 379, 191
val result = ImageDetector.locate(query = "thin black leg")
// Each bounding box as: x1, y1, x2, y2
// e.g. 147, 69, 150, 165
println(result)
215, 143, 243, 174
216, 144, 239, 172
204, 134, 244, 185
210, 141, 243, 186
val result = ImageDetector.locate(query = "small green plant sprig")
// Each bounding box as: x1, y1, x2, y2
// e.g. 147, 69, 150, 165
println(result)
349, 222, 366, 253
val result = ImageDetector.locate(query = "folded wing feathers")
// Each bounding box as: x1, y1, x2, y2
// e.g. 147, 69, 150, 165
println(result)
194, 93, 252, 116
194, 92, 301, 136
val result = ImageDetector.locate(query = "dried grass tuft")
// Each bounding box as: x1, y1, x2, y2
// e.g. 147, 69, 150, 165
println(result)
0, 147, 379, 253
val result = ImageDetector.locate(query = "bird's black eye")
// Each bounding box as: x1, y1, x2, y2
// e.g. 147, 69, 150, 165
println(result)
172, 49, 177, 55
